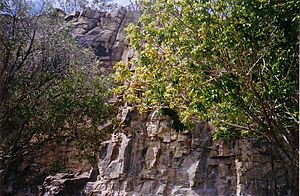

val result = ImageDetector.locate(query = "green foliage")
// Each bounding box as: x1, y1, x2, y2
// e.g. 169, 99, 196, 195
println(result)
115, 0, 299, 172
0, 1, 116, 187
45, 72, 116, 160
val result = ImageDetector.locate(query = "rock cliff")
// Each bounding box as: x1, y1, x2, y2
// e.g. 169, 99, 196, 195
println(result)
66, 7, 138, 69
41, 108, 294, 195
82, 108, 292, 195
39, 7, 297, 196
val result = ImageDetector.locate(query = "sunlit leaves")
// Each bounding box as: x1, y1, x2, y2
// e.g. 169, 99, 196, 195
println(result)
115, 0, 298, 150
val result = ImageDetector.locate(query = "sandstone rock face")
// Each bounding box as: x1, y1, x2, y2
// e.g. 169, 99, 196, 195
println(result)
66, 7, 137, 68
79, 108, 293, 196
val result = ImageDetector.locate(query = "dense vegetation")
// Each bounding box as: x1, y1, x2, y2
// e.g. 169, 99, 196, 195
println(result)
0, 0, 116, 191
115, 0, 299, 182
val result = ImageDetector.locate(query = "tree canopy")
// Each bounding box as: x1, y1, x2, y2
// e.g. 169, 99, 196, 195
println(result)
115, 0, 299, 179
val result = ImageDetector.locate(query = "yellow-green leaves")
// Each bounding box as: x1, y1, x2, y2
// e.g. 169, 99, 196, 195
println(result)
115, 0, 299, 147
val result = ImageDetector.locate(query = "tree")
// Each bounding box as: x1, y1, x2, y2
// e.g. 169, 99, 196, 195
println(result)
128, 0, 140, 12
56, 0, 89, 13
55, 0, 117, 13
90, 0, 117, 12
115, 0, 299, 188
0, 0, 116, 192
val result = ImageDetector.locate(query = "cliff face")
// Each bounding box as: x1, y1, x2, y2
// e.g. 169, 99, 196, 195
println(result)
66, 7, 138, 68
39, 7, 297, 196
78, 108, 291, 196
41, 108, 293, 195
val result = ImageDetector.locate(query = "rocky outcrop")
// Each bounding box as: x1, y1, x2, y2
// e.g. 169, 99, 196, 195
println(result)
40, 107, 295, 195
39, 167, 98, 195
66, 7, 138, 68
77, 108, 293, 196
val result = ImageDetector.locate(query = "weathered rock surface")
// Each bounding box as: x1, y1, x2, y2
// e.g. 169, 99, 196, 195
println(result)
34, 137, 92, 175
39, 167, 98, 196
66, 7, 138, 68
77, 108, 293, 196
40, 107, 296, 195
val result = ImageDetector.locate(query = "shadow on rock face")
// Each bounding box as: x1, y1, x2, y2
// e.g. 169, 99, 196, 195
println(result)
39, 167, 98, 196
